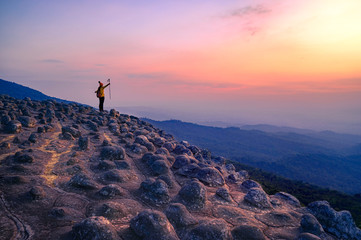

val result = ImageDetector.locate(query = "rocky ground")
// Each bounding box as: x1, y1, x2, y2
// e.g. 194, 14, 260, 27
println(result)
0, 94, 360, 240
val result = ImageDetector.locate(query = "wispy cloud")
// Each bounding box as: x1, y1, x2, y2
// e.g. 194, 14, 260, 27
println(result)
246, 78, 361, 95
40, 59, 64, 64
126, 72, 244, 90
221, 4, 272, 35
95, 64, 106, 67
157, 79, 243, 89
127, 73, 167, 79
228, 5, 271, 18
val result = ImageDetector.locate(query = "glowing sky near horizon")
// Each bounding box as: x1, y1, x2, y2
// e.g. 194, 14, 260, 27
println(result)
1, 0, 361, 133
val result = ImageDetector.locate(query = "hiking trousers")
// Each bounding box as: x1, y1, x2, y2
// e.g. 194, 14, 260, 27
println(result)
99, 97, 105, 111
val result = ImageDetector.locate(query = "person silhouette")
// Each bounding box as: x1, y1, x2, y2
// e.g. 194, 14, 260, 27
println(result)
95, 80, 110, 112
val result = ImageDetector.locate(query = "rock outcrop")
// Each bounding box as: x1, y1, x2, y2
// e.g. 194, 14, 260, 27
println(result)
0, 94, 360, 240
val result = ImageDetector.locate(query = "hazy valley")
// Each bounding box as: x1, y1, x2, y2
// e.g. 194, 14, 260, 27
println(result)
144, 119, 361, 195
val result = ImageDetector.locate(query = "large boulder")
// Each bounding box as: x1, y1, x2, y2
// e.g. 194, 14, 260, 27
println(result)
134, 135, 155, 151
186, 219, 231, 240
128, 143, 146, 154
243, 188, 272, 209
62, 126, 81, 138
172, 155, 191, 169
240, 180, 262, 190
231, 225, 266, 240
68, 173, 98, 190
188, 145, 201, 155
300, 214, 324, 236
96, 160, 117, 171
155, 147, 170, 155
165, 203, 198, 228
215, 187, 233, 202
14, 151, 33, 163
307, 201, 361, 239
101, 146, 125, 160
163, 142, 176, 152
177, 164, 200, 178
1, 114, 11, 125
103, 170, 131, 183
28, 133, 38, 143
97, 184, 125, 199
150, 160, 170, 175
173, 144, 192, 155
18, 116, 36, 128
274, 192, 301, 208
178, 179, 207, 210
5, 120, 22, 133
71, 216, 120, 240
130, 210, 179, 240
226, 170, 248, 184
78, 136, 89, 150
152, 137, 166, 147
87, 121, 99, 132
140, 179, 170, 206
97, 202, 129, 220
196, 167, 225, 187
108, 123, 120, 135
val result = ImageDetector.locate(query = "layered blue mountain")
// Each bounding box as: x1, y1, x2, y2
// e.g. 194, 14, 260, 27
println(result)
0, 79, 76, 104
145, 119, 361, 194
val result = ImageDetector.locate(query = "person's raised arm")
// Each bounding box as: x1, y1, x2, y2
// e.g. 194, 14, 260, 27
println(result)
104, 83, 110, 88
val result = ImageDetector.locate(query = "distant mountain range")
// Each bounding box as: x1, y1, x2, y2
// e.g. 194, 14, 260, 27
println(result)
0, 79, 79, 104
145, 119, 361, 194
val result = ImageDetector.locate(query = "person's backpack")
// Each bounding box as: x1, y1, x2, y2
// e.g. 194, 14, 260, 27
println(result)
96, 87, 102, 98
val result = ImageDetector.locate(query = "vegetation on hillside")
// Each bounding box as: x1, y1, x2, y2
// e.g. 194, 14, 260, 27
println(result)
228, 159, 361, 228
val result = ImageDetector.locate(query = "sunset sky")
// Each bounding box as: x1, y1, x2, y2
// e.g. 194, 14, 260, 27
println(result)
1, 0, 361, 133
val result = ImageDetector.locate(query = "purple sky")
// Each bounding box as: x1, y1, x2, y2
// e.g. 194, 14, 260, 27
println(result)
1, 0, 361, 133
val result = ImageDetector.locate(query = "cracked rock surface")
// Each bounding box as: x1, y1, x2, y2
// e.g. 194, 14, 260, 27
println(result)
0, 95, 360, 240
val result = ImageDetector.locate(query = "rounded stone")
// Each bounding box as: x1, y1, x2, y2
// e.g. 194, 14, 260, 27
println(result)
14, 152, 33, 163
241, 180, 262, 190
150, 160, 169, 175
216, 187, 233, 202
68, 173, 98, 190
243, 188, 272, 209
96, 160, 117, 171
187, 219, 231, 240
172, 155, 190, 169
140, 179, 170, 206
5, 120, 22, 133
178, 179, 206, 210
130, 210, 179, 240
18, 116, 36, 127
231, 225, 266, 240
78, 136, 89, 150
274, 192, 301, 207
71, 216, 120, 240
165, 203, 198, 228
196, 167, 225, 187
28, 133, 38, 143
62, 126, 81, 138
300, 214, 323, 236
101, 146, 125, 160
97, 184, 125, 198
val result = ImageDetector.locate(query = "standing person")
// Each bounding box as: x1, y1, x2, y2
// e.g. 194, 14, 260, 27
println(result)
95, 80, 110, 112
